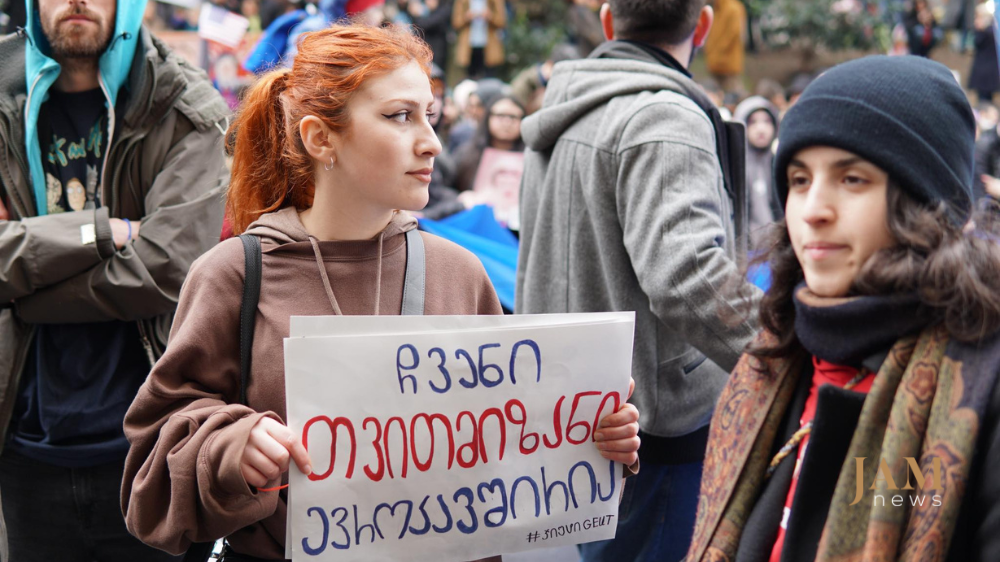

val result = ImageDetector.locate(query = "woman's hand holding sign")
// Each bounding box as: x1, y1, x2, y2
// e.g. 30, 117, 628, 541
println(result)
593, 377, 641, 466
241, 417, 313, 489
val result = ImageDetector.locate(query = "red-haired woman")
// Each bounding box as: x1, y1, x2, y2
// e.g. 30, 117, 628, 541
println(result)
120, 23, 640, 562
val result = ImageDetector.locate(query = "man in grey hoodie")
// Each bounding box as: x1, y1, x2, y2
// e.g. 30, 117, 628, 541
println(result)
516, 1, 761, 560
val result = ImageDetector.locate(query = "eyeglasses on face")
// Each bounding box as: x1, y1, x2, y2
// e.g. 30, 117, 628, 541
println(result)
490, 112, 522, 121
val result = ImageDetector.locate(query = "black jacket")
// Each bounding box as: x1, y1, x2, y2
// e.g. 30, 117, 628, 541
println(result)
732, 355, 1000, 562
974, 127, 1000, 202
969, 27, 1000, 97
414, 1, 453, 71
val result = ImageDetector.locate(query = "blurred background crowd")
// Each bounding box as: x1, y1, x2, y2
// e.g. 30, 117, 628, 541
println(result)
4, 0, 1000, 287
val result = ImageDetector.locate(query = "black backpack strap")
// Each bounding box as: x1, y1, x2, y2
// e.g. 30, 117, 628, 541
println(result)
182, 235, 261, 562
401, 229, 425, 316
238, 234, 262, 406
182, 541, 215, 562
669, 81, 749, 258
723, 120, 749, 259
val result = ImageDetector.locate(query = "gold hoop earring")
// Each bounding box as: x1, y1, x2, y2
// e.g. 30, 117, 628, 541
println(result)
324, 157, 334, 171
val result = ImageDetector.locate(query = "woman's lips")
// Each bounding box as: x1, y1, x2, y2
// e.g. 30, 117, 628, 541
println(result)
407, 169, 433, 183
803, 243, 848, 261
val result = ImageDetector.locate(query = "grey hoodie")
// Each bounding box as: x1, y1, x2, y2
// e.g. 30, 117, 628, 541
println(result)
516, 45, 761, 439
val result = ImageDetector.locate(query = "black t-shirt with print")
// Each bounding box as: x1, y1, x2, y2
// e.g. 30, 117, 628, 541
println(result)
10, 88, 150, 468
37, 87, 107, 213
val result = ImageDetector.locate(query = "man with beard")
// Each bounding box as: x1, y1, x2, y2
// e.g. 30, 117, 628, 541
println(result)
0, 1, 228, 560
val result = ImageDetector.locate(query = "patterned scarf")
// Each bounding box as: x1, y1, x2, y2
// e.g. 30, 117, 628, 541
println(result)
687, 287, 1000, 562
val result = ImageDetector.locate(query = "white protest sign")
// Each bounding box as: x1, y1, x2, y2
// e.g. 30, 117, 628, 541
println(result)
197, 4, 250, 48
283, 313, 634, 561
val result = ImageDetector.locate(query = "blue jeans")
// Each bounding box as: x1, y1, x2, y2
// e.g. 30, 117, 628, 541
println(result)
0, 449, 183, 562
578, 461, 703, 562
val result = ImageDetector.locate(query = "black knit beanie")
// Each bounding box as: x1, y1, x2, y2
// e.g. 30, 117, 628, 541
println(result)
774, 56, 976, 225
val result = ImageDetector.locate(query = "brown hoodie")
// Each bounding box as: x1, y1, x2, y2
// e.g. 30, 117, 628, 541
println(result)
121, 208, 503, 559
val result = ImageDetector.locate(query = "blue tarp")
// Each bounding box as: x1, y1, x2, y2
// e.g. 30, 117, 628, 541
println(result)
417, 206, 518, 310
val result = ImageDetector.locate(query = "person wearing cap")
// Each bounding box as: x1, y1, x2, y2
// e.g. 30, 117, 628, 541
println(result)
686, 55, 1000, 562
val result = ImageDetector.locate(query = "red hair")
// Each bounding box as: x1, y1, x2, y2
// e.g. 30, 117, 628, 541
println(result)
226, 23, 433, 234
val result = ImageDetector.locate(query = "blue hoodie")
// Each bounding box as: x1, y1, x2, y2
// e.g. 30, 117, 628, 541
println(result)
243, 0, 348, 73
23, 0, 147, 216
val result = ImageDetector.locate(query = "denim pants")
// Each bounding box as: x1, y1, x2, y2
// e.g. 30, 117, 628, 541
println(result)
578, 461, 703, 562
0, 449, 183, 562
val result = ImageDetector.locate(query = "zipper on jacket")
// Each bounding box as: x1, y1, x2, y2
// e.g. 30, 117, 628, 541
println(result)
97, 74, 116, 210
94, 30, 135, 209
23, 72, 46, 208
24, 72, 45, 131
136, 320, 158, 368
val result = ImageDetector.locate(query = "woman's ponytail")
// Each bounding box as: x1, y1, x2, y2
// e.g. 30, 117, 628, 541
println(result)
226, 68, 305, 234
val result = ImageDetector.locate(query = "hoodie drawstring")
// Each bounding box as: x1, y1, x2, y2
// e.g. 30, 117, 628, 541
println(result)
308, 230, 388, 316
309, 237, 344, 315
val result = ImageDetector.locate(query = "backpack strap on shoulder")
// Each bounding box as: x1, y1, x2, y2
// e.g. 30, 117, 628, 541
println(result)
238, 234, 262, 406
401, 229, 425, 316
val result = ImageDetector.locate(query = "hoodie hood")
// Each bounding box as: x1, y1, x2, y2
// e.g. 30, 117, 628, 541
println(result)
734, 95, 778, 156
733, 95, 779, 128
243, 207, 417, 247
522, 42, 702, 153
23, 0, 147, 215
244, 207, 418, 316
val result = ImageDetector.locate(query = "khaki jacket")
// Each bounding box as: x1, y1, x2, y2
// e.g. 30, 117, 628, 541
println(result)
0, 28, 229, 454
452, 0, 507, 68
704, 0, 746, 76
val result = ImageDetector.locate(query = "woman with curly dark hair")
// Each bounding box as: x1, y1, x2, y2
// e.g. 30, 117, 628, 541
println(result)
688, 56, 1000, 562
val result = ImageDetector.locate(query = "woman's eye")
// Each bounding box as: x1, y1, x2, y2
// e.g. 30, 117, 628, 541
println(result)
427, 112, 438, 121
789, 175, 809, 188
385, 111, 410, 123
843, 175, 867, 185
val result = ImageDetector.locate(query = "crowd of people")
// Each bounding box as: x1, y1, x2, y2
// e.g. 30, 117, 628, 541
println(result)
2, 1, 1000, 562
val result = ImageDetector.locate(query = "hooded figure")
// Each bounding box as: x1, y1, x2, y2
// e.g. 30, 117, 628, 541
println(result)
0, 0, 229, 559
734, 95, 781, 247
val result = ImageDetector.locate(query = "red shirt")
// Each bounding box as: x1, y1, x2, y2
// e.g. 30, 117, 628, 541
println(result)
768, 357, 874, 562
